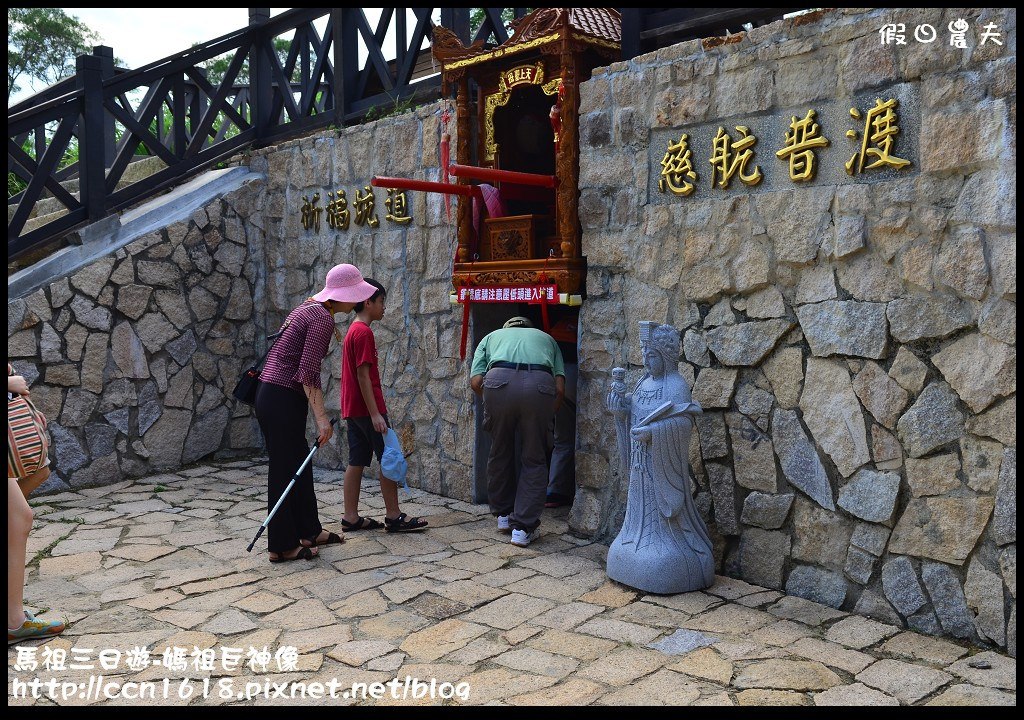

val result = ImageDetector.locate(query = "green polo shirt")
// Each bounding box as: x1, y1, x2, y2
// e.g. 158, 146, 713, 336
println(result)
471, 327, 566, 378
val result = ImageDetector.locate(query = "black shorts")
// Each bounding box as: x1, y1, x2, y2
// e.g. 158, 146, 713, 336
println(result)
346, 415, 388, 467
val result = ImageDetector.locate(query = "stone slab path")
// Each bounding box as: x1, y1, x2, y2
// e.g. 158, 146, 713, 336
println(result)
8, 457, 1016, 706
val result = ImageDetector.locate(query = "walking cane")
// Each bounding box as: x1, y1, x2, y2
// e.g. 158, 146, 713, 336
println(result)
246, 418, 338, 552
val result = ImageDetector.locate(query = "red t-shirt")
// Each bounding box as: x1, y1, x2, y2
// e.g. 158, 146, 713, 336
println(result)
341, 321, 387, 418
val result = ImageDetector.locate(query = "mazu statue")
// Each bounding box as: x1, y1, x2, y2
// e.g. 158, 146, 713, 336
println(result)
606, 321, 714, 593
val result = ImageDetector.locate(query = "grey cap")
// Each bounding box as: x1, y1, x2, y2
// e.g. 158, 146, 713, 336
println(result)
503, 316, 533, 329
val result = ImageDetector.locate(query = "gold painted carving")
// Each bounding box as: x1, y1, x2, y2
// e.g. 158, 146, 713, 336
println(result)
709, 126, 763, 189
776, 109, 830, 182
659, 133, 698, 196
442, 35, 559, 71
326, 190, 350, 230
846, 98, 911, 175
483, 63, 559, 162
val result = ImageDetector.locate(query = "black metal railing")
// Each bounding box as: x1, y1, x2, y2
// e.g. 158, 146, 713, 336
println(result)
8, 8, 524, 261
9, 7, 796, 262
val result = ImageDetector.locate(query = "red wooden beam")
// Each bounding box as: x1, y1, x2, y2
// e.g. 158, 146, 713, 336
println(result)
370, 176, 482, 198
449, 164, 557, 188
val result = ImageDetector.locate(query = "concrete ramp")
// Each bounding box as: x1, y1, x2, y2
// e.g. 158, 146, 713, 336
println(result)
9, 166, 263, 299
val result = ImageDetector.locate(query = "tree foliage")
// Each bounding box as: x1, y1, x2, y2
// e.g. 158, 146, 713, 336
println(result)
469, 8, 532, 43
8, 8, 101, 98
198, 38, 296, 87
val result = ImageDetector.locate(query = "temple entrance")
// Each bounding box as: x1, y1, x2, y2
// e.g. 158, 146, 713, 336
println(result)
470, 304, 580, 505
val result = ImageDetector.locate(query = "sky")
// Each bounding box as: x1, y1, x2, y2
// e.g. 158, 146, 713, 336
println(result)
11, 8, 290, 103
63, 7, 291, 69
11, 8, 423, 104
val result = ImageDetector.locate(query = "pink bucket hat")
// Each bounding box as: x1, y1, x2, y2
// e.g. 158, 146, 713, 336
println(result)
312, 264, 376, 304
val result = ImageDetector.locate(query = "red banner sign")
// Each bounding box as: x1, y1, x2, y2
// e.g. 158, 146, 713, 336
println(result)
457, 285, 556, 303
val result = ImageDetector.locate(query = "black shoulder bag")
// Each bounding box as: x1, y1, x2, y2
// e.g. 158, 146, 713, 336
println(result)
231, 322, 289, 406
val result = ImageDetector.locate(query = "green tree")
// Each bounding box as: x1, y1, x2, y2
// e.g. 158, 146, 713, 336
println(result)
7, 8, 101, 98
199, 37, 296, 86
469, 8, 532, 43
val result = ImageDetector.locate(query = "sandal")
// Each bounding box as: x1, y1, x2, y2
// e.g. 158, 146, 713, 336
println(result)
341, 516, 383, 531
269, 546, 317, 564
304, 531, 345, 547
384, 513, 428, 533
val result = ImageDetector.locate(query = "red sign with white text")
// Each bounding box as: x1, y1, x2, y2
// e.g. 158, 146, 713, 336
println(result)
457, 285, 556, 303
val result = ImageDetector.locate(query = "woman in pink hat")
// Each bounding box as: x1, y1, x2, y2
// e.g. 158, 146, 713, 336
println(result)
255, 264, 376, 563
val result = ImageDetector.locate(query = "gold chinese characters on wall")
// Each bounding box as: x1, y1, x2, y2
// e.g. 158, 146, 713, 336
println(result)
658, 97, 912, 198
299, 186, 412, 232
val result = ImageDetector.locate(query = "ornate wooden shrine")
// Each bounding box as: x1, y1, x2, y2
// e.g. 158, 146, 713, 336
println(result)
430, 8, 621, 297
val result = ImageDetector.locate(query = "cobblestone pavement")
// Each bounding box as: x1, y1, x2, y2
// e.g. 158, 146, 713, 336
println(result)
8, 457, 1016, 706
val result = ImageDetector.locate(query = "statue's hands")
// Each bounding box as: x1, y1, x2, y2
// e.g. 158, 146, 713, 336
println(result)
630, 425, 653, 444
607, 391, 630, 416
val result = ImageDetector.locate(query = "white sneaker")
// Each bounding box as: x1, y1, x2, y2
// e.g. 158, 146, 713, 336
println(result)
497, 515, 510, 533
510, 528, 539, 547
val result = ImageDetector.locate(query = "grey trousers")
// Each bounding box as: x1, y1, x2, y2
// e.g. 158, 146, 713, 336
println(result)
482, 366, 556, 532
547, 363, 578, 498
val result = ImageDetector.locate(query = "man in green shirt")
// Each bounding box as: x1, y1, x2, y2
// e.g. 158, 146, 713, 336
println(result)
471, 316, 565, 547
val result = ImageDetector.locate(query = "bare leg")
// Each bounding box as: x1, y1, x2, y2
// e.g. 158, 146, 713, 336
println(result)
380, 476, 400, 520
343, 465, 365, 524
8, 477, 32, 629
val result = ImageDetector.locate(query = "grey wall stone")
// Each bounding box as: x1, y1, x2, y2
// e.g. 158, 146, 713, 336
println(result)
993, 447, 1016, 546
800, 358, 870, 477
922, 562, 978, 642
851, 523, 891, 557
786, 565, 848, 609
739, 528, 790, 590
845, 547, 877, 585
837, 469, 901, 524
854, 589, 903, 627
706, 319, 795, 366
965, 558, 1007, 646
886, 294, 974, 343
896, 382, 965, 458
881, 555, 928, 616
728, 413, 777, 492
741, 492, 794, 530
797, 301, 888, 359
772, 409, 834, 510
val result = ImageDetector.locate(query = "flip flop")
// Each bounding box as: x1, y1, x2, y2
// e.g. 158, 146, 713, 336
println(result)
341, 516, 383, 531
269, 546, 317, 563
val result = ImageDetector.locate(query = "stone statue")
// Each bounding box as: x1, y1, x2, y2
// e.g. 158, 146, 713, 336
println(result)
606, 321, 714, 594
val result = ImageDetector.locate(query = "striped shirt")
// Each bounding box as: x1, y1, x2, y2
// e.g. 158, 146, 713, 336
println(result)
259, 301, 336, 393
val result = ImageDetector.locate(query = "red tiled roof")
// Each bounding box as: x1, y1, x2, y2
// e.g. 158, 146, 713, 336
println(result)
568, 8, 622, 44
505, 8, 621, 47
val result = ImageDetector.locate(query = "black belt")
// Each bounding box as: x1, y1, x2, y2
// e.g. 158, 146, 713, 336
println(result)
490, 361, 552, 375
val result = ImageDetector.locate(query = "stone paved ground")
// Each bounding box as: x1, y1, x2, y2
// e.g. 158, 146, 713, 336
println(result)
8, 457, 1016, 706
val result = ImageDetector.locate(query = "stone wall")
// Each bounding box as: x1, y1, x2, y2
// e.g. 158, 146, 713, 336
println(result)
573, 7, 1015, 653
7, 104, 475, 501
244, 105, 475, 498
8, 181, 270, 491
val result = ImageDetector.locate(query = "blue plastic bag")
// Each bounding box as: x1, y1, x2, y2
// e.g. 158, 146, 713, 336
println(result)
381, 428, 409, 490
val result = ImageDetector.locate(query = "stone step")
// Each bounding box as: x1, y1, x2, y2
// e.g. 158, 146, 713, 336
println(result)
11, 156, 170, 225
8, 155, 167, 223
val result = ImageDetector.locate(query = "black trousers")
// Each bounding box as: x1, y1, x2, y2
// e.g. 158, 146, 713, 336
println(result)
255, 382, 323, 553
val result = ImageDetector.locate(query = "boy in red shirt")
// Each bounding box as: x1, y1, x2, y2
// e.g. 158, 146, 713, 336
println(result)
340, 280, 428, 533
